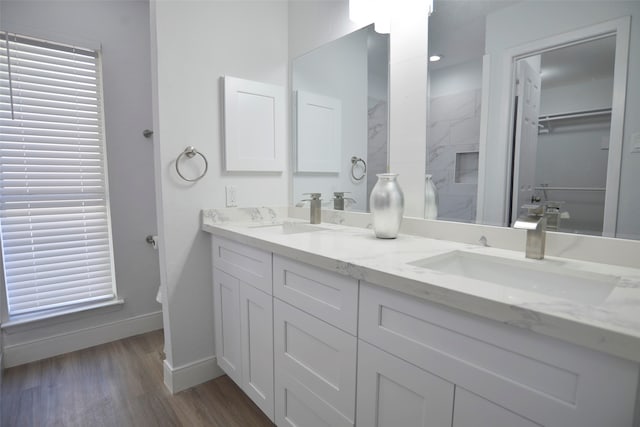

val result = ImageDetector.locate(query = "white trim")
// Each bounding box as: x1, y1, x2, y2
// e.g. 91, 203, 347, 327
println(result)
2, 298, 125, 331
494, 16, 630, 232
2, 311, 163, 368
163, 355, 224, 394
476, 54, 491, 223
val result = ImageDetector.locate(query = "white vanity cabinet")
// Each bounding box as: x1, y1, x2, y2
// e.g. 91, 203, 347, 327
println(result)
212, 237, 275, 421
356, 340, 454, 426
209, 233, 639, 427
358, 281, 639, 427
272, 256, 359, 427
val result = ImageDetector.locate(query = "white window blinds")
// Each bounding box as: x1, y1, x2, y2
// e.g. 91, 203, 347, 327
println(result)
0, 32, 117, 316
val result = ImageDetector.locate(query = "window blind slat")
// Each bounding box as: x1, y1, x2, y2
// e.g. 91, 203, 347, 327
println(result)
0, 93, 99, 110
0, 111, 99, 127
0, 88, 97, 106
8, 264, 112, 286
0, 31, 116, 316
4, 235, 109, 251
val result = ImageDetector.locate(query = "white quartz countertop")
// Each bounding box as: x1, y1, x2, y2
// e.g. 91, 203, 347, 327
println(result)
201, 209, 640, 363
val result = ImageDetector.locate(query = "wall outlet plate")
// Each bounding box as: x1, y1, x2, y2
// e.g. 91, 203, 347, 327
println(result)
225, 185, 238, 207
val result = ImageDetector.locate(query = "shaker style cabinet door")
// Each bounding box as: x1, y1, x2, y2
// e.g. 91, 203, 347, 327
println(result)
213, 268, 242, 385
452, 388, 540, 427
356, 340, 454, 427
239, 282, 274, 421
274, 299, 357, 427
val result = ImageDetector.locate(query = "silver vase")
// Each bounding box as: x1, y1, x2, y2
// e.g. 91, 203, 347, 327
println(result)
370, 173, 404, 239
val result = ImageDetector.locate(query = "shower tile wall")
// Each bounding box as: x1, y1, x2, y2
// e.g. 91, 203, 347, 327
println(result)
427, 88, 481, 222
367, 97, 388, 210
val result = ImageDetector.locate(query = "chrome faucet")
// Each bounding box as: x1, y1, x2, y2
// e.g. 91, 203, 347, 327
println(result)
332, 192, 356, 211
302, 193, 322, 224
513, 204, 547, 260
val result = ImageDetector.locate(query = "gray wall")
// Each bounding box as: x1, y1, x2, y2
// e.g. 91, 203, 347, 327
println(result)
0, 0, 161, 365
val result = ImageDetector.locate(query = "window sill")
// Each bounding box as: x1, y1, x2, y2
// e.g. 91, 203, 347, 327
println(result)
1, 299, 125, 334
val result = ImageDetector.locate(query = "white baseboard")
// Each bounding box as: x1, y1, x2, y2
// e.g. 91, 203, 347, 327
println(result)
163, 355, 224, 394
3, 311, 163, 368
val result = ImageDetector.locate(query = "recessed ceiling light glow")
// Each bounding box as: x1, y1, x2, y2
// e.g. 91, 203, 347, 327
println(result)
429, 55, 443, 62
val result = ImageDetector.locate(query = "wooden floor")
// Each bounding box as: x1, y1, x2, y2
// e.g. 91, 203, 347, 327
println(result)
1, 330, 274, 427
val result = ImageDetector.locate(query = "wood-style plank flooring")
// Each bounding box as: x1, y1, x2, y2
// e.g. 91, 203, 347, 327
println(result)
1, 330, 274, 427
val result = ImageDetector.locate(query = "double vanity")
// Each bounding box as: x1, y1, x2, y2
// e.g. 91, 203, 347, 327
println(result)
202, 207, 640, 427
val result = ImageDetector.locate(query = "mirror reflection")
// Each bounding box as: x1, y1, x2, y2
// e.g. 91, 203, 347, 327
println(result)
290, 0, 639, 240
427, 0, 639, 240
511, 37, 615, 236
292, 24, 389, 212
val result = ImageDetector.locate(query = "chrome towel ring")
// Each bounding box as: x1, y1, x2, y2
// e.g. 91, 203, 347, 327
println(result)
176, 146, 208, 182
351, 156, 367, 181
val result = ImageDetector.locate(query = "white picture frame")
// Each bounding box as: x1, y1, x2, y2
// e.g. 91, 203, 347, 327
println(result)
223, 76, 285, 172
295, 90, 342, 173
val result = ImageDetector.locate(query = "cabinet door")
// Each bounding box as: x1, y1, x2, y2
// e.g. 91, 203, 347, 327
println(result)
213, 268, 242, 385
452, 387, 540, 427
356, 340, 454, 427
240, 282, 274, 421
274, 299, 357, 426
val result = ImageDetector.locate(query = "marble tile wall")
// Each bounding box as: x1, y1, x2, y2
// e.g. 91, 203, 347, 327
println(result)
427, 88, 481, 222
367, 97, 388, 211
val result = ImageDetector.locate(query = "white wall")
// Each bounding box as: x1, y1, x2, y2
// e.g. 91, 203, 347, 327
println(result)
480, 1, 640, 240
288, 0, 359, 60
540, 76, 614, 116
388, 5, 428, 218
292, 27, 369, 211
430, 58, 483, 98
151, 0, 289, 391
0, 0, 162, 367
536, 76, 613, 234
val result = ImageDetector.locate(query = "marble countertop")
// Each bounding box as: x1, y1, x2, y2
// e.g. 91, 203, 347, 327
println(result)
201, 208, 640, 363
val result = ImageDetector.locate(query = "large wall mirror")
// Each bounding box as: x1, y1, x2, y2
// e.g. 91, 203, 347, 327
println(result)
292, 24, 389, 212
290, 0, 639, 241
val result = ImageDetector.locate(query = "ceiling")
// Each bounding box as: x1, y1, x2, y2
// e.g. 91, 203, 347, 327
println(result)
428, 0, 518, 70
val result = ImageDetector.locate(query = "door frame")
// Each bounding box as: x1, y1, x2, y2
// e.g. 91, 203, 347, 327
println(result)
478, 16, 630, 235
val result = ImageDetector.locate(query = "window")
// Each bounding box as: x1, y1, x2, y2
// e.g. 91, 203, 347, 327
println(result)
0, 32, 117, 317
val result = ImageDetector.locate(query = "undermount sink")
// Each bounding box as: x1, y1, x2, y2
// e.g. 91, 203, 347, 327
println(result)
249, 222, 328, 235
409, 250, 618, 304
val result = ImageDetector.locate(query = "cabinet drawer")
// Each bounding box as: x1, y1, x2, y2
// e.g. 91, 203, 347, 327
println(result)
273, 255, 358, 334
212, 236, 272, 294
276, 371, 353, 427
359, 282, 639, 427
274, 299, 356, 423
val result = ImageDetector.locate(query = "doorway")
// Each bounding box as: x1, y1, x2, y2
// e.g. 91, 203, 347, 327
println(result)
510, 36, 615, 235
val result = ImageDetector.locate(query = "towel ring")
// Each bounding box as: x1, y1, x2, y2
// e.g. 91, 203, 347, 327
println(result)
176, 146, 208, 182
350, 156, 367, 181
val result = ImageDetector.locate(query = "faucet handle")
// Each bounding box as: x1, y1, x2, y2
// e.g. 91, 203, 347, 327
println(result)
333, 191, 350, 199
521, 204, 544, 216
303, 192, 322, 200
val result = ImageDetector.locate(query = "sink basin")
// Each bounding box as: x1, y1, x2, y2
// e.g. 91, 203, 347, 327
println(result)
409, 251, 617, 304
249, 222, 328, 235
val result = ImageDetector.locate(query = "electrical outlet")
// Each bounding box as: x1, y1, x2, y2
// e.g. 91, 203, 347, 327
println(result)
225, 185, 238, 207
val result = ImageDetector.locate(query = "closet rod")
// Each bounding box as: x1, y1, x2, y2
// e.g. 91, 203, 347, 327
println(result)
535, 186, 605, 192
538, 108, 611, 122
